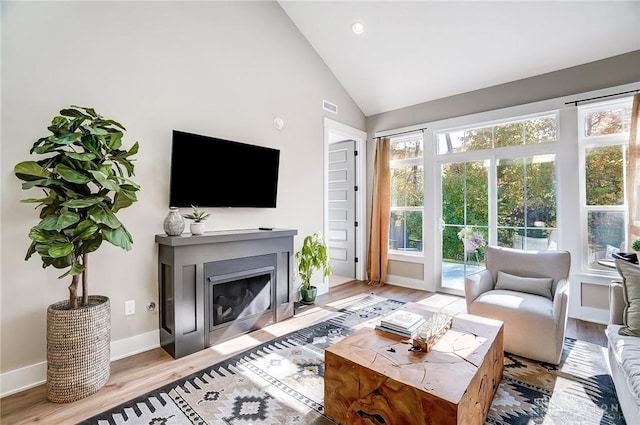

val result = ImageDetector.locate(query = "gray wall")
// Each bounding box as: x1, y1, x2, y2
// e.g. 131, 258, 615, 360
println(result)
366, 50, 640, 135
0, 0, 365, 383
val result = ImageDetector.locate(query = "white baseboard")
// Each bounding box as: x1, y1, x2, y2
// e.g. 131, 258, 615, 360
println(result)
571, 305, 609, 325
385, 274, 426, 291
0, 330, 160, 398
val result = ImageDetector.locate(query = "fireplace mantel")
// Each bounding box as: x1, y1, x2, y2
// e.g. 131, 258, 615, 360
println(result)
155, 228, 297, 358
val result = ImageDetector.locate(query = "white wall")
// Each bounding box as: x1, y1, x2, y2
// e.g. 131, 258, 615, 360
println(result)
0, 0, 365, 395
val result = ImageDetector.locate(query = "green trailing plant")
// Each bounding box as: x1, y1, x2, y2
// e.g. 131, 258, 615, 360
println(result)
632, 239, 640, 252
182, 205, 210, 223
295, 232, 332, 290
14, 105, 140, 309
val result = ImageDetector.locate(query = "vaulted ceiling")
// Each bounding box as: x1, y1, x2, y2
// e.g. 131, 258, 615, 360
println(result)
278, 1, 640, 116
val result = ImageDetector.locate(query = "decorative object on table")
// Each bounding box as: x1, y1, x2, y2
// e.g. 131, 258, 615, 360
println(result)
375, 309, 425, 338
13, 105, 140, 403
81, 295, 624, 425
612, 251, 639, 264
295, 231, 332, 304
411, 312, 453, 352
163, 207, 185, 236
182, 205, 210, 235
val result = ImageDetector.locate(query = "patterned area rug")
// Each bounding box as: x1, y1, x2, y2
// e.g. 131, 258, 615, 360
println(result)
80, 295, 625, 425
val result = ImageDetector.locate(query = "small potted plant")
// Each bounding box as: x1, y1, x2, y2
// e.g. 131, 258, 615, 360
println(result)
182, 205, 210, 235
295, 232, 332, 304
632, 239, 640, 252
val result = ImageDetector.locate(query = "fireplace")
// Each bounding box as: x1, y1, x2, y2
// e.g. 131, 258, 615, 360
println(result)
156, 228, 297, 359
205, 254, 276, 346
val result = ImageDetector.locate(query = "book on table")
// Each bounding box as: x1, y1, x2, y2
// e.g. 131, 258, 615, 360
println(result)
380, 310, 425, 331
376, 310, 425, 338
375, 319, 425, 338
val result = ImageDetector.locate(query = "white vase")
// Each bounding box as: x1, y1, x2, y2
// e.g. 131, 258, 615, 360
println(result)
190, 222, 205, 235
163, 207, 184, 236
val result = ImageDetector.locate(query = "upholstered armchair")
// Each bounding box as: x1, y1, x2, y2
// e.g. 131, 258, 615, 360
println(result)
464, 245, 571, 364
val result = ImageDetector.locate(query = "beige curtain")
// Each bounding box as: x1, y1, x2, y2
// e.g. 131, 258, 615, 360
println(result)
367, 137, 391, 286
628, 94, 640, 248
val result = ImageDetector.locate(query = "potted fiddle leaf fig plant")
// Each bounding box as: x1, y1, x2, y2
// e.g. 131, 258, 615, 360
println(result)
182, 205, 210, 235
13, 105, 140, 403
295, 232, 332, 304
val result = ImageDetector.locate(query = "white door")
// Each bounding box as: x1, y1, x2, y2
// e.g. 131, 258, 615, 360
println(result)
328, 140, 356, 278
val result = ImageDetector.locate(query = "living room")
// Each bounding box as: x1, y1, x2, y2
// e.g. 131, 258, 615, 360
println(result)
2, 1, 640, 424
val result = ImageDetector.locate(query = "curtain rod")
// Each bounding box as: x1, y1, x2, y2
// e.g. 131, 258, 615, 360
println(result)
564, 89, 639, 107
373, 127, 427, 140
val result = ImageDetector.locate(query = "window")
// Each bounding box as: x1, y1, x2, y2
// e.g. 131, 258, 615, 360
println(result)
579, 97, 633, 272
389, 133, 424, 253
436, 112, 559, 291
436, 114, 557, 154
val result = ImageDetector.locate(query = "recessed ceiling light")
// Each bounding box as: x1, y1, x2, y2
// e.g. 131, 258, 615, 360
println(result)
352, 22, 364, 35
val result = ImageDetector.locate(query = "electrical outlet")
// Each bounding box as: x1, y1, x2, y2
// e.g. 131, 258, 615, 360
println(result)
125, 300, 135, 316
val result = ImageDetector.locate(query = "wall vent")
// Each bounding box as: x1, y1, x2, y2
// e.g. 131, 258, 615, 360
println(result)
323, 99, 338, 114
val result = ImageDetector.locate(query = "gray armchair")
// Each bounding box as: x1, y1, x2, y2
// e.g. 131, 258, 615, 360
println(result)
464, 245, 571, 364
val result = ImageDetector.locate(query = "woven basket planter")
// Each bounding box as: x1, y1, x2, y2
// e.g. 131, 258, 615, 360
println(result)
46, 295, 111, 403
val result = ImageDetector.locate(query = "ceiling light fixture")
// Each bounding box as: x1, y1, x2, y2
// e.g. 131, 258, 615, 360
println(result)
351, 22, 364, 35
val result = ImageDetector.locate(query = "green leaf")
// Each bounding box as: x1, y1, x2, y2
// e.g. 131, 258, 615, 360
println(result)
56, 211, 80, 230
83, 125, 109, 136
21, 178, 62, 190
97, 119, 125, 131
37, 214, 60, 231
79, 234, 102, 254
98, 164, 112, 176
14, 161, 51, 181
58, 259, 85, 278
112, 191, 134, 213
51, 132, 81, 145
50, 254, 74, 271
72, 220, 99, 241
20, 197, 50, 204
62, 196, 104, 209
48, 243, 73, 258
88, 204, 121, 229
102, 226, 132, 251
72, 105, 98, 118
35, 242, 53, 257
127, 141, 139, 156
50, 116, 68, 128
87, 170, 120, 192
60, 108, 89, 119
64, 151, 96, 161
55, 163, 91, 184
25, 241, 37, 260
28, 227, 67, 243
107, 132, 123, 151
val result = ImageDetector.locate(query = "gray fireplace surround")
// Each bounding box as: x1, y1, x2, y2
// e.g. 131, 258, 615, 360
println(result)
155, 228, 297, 359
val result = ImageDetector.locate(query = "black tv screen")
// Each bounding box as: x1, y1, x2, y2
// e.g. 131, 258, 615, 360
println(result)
169, 130, 280, 208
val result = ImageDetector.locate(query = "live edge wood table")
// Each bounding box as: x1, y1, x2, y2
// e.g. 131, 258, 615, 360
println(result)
324, 302, 504, 425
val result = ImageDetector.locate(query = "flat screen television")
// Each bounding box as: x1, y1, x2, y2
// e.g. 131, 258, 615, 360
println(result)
169, 130, 280, 208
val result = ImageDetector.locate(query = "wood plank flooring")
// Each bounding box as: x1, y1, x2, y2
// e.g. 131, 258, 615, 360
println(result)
0, 281, 607, 424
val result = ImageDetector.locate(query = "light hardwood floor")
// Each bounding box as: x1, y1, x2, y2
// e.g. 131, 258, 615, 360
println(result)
0, 281, 607, 424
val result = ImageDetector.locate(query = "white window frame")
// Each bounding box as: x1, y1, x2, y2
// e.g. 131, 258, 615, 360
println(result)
435, 112, 559, 250
577, 97, 633, 275
389, 132, 424, 256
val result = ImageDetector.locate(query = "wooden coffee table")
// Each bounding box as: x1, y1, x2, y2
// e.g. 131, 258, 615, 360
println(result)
324, 302, 504, 425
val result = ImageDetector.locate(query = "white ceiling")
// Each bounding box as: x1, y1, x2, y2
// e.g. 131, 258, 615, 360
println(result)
278, 1, 640, 117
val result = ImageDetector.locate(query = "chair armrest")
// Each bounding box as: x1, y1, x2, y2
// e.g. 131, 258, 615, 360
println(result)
552, 278, 569, 324
609, 280, 625, 325
464, 269, 493, 308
